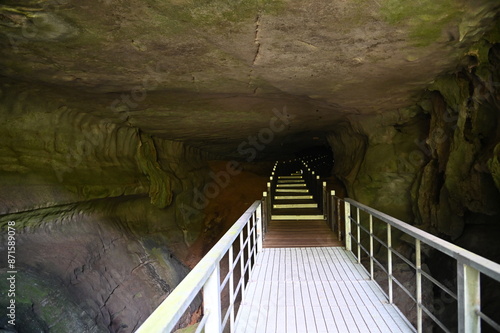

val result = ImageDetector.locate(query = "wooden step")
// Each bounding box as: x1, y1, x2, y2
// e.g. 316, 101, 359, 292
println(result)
277, 179, 305, 184
274, 195, 313, 200
271, 214, 325, 220
276, 188, 309, 193
273, 203, 318, 209
276, 183, 307, 188
263, 220, 341, 247
273, 199, 317, 204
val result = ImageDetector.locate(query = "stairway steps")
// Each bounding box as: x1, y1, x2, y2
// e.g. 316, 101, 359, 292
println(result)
271, 168, 325, 220
275, 189, 309, 193
272, 207, 322, 214
274, 195, 313, 200
273, 198, 316, 204
276, 183, 307, 188
272, 214, 325, 220
273, 203, 318, 209
277, 179, 304, 184
278, 175, 303, 179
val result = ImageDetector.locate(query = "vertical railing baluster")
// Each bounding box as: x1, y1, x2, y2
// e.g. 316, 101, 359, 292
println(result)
204, 264, 222, 333
239, 232, 246, 298
256, 202, 263, 253
228, 244, 235, 332
416, 239, 422, 333
337, 197, 341, 241
322, 181, 327, 218
369, 214, 373, 280
267, 182, 271, 205
457, 262, 481, 333
252, 211, 257, 260
357, 207, 361, 264
330, 190, 336, 232
387, 224, 393, 304
344, 201, 351, 252
316, 175, 321, 207
262, 192, 268, 236
247, 221, 252, 276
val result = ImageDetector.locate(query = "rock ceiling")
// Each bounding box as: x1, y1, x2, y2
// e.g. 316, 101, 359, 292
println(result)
1, 0, 499, 158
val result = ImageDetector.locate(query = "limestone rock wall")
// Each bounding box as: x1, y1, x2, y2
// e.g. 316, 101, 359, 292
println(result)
328, 39, 500, 330
0, 81, 214, 331
329, 40, 500, 243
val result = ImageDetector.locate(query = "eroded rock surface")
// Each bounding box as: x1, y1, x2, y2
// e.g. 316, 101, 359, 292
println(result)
0, 0, 499, 331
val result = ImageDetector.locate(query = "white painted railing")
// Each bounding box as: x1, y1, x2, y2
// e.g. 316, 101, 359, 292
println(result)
330, 194, 500, 333
136, 200, 264, 333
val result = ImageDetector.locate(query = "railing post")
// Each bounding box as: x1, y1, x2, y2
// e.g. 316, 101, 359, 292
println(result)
239, 232, 246, 298
257, 196, 267, 245
267, 182, 271, 203
387, 224, 393, 304
356, 207, 361, 264
344, 201, 351, 252
264, 191, 271, 231
316, 175, 320, 205
457, 262, 480, 333
228, 245, 235, 331
204, 264, 222, 333
322, 181, 327, 219
247, 221, 252, 275
330, 190, 336, 231
337, 196, 342, 241
416, 239, 422, 333
369, 214, 373, 280
252, 211, 258, 259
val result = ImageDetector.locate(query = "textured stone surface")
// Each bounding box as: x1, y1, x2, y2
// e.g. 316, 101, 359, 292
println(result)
329, 41, 500, 239
0, 0, 499, 157
0, 1, 500, 331
328, 41, 500, 330
0, 210, 196, 332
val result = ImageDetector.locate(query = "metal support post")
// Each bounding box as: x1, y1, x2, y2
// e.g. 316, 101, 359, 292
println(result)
369, 214, 373, 280
344, 201, 351, 252
228, 245, 235, 331
239, 232, 246, 299
387, 224, 393, 304
322, 181, 327, 219
204, 265, 222, 333
330, 190, 336, 231
457, 262, 480, 333
357, 207, 361, 264
416, 239, 422, 333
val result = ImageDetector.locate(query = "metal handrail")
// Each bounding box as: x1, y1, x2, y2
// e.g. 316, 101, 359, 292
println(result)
331, 194, 500, 333
136, 200, 264, 333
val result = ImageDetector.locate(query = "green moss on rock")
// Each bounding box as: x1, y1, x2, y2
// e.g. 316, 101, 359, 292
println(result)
0, 270, 105, 332
429, 76, 469, 109
380, 0, 462, 46
188, 0, 285, 25
488, 143, 500, 191
137, 133, 174, 208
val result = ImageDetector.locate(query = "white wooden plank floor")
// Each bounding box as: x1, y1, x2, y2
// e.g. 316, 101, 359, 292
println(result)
234, 247, 415, 333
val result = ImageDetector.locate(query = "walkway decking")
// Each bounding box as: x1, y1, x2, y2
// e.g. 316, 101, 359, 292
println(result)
235, 247, 414, 333
264, 220, 342, 248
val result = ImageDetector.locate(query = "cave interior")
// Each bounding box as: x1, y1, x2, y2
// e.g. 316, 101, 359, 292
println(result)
0, 0, 500, 332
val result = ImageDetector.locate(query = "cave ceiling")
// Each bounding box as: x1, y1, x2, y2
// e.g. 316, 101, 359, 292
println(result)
1, 0, 499, 159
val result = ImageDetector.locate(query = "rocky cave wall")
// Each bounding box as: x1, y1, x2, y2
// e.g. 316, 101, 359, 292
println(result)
329, 37, 500, 249
0, 80, 249, 332
328, 38, 500, 329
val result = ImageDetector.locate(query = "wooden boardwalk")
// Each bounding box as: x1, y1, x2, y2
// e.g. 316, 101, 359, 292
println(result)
264, 220, 342, 248
235, 247, 414, 333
